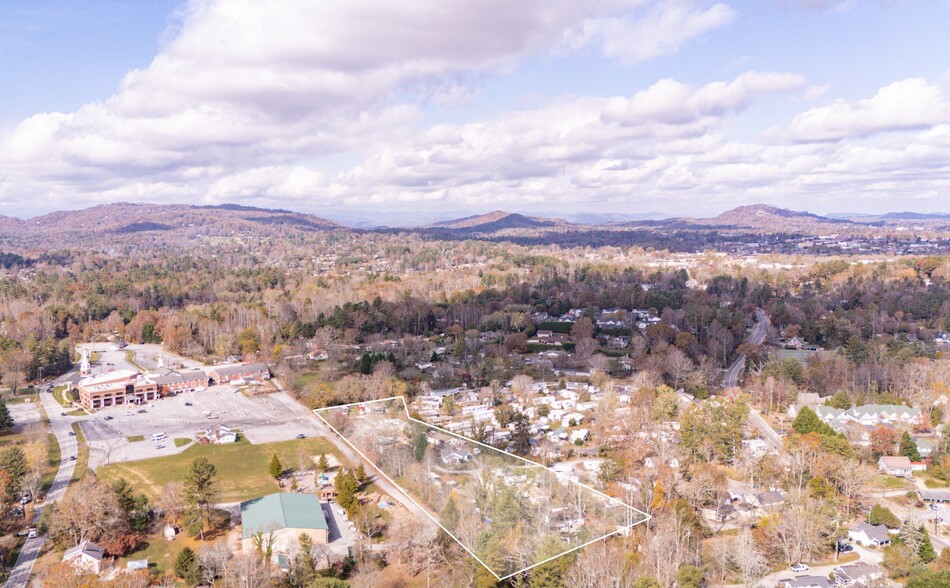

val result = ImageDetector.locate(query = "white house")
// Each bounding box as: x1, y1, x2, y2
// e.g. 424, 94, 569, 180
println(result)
847, 522, 892, 548
878, 455, 913, 477
63, 540, 105, 574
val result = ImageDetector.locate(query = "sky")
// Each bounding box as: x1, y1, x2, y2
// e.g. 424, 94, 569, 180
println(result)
1, 0, 949, 226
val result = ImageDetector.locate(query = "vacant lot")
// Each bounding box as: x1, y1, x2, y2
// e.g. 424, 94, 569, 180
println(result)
96, 436, 340, 502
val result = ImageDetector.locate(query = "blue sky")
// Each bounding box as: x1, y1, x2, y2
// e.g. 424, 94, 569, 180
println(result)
1, 0, 949, 225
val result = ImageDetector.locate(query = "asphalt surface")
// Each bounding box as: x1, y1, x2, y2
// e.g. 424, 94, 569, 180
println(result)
4, 384, 80, 588
723, 308, 769, 389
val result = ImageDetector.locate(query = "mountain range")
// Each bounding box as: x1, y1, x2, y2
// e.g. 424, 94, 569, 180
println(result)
1, 202, 949, 247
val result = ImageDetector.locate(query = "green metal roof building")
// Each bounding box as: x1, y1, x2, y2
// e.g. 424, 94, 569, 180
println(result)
240, 493, 329, 547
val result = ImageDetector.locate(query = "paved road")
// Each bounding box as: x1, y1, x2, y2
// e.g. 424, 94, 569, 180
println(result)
723, 308, 769, 389
749, 408, 783, 451
4, 383, 80, 588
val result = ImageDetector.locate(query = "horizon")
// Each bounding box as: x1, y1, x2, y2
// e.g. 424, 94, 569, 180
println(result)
1, 1, 950, 222
2, 200, 950, 229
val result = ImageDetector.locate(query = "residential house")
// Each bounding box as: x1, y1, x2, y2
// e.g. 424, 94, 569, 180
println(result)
779, 576, 833, 588
833, 563, 885, 586
847, 522, 892, 548
62, 540, 106, 574
816, 404, 922, 432
878, 455, 913, 478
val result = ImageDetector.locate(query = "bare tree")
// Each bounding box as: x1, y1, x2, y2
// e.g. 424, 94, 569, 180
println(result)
732, 529, 768, 588
642, 510, 697, 587
221, 554, 273, 588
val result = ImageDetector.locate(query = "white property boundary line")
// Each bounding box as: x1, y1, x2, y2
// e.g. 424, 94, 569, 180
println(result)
314, 396, 651, 581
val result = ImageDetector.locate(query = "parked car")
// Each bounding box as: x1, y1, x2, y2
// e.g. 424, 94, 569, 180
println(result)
27, 528, 37, 538
296, 433, 306, 439
838, 543, 853, 553
68, 431, 75, 436
185, 402, 193, 406
104, 416, 113, 421
10, 507, 24, 516
137, 409, 146, 414
19, 496, 30, 505
60, 412, 66, 417
790, 563, 809, 573
69, 456, 77, 461
930, 504, 939, 511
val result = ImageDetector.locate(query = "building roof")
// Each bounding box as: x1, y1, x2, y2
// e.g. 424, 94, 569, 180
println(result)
151, 369, 208, 385
211, 362, 269, 378
240, 493, 328, 539
850, 522, 890, 544
63, 540, 105, 562
918, 488, 950, 501
782, 575, 833, 588
879, 455, 913, 469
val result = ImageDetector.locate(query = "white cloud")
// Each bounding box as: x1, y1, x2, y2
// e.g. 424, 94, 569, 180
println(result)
567, 2, 736, 64
789, 78, 950, 142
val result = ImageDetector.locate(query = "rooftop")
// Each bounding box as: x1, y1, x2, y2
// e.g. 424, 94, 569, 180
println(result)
240, 493, 328, 539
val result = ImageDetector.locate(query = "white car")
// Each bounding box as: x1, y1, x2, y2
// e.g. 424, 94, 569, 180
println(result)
27, 529, 37, 539
789, 563, 809, 573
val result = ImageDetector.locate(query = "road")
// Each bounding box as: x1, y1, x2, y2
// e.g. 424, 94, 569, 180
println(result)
749, 409, 783, 451
723, 308, 769, 389
4, 382, 80, 588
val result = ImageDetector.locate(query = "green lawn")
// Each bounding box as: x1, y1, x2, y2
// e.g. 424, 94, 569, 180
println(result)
127, 435, 145, 442
42, 433, 61, 492
174, 438, 191, 448
69, 422, 89, 484
96, 437, 339, 502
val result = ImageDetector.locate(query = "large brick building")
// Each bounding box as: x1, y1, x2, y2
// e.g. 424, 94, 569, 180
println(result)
77, 370, 161, 411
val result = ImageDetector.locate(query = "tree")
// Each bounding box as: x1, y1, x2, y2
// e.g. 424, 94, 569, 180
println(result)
826, 390, 852, 410
870, 425, 899, 458
510, 412, 532, 455
440, 493, 459, 533
184, 457, 218, 540
733, 529, 767, 588
792, 406, 839, 437
354, 463, 368, 485
900, 431, 922, 462
920, 525, 937, 563
0, 447, 28, 496
158, 482, 186, 527
334, 468, 359, 511
0, 398, 14, 433
269, 454, 284, 480
111, 478, 151, 532
47, 479, 128, 547
412, 430, 428, 461
317, 453, 330, 473
870, 504, 901, 528
529, 535, 575, 587
676, 564, 705, 588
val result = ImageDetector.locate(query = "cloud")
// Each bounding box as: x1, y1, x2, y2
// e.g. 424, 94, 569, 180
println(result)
567, 2, 736, 64
789, 78, 950, 142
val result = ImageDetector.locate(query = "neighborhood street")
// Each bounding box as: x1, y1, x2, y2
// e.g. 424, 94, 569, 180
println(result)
4, 384, 79, 588
723, 308, 769, 389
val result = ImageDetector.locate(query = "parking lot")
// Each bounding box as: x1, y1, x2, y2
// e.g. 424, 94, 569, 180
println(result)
82, 386, 326, 470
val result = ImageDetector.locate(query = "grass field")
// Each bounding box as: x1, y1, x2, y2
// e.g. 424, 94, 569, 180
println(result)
69, 422, 89, 483
42, 433, 61, 493
174, 438, 191, 448
127, 435, 145, 442
96, 437, 339, 502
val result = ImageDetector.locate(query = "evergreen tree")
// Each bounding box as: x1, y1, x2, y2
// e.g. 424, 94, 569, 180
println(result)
900, 431, 922, 461
317, 453, 329, 473
440, 493, 459, 533
919, 525, 937, 563
529, 535, 575, 587
183, 457, 218, 540
174, 546, 201, 583
334, 469, 359, 511
0, 398, 14, 433
826, 390, 852, 410
870, 504, 901, 528
354, 463, 368, 486
269, 454, 284, 479
792, 406, 839, 437
413, 430, 428, 461
0, 447, 28, 495
511, 413, 532, 455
